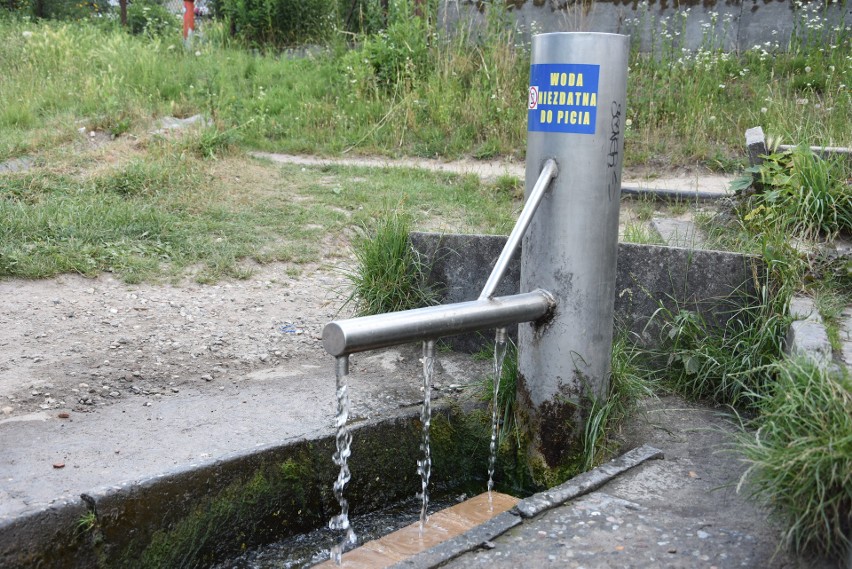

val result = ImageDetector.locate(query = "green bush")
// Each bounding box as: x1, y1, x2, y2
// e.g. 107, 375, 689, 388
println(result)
218, 0, 336, 47
7, 0, 111, 20
361, 15, 430, 91
126, 0, 178, 37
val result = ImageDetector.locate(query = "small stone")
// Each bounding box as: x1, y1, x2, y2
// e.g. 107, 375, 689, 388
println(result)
667, 548, 677, 554
201, 374, 213, 382
697, 530, 710, 539
259, 353, 269, 362
58, 413, 70, 419
482, 541, 496, 550
171, 387, 179, 393
2, 406, 13, 415
53, 462, 65, 469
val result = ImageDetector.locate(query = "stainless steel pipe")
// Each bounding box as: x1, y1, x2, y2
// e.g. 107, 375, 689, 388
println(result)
322, 290, 556, 357
478, 158, 558, 301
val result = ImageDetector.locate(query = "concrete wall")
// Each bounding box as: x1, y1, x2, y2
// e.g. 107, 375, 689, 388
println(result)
410, 232, 764, 352
439, 0, 850, 52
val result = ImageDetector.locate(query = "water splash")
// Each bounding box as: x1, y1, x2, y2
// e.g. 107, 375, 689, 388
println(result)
488, 328, 509, 506
329, 356, 356, 564
417, 339, 435, 534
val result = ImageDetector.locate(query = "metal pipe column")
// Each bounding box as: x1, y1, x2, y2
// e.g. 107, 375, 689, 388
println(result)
518, 32, 629, 470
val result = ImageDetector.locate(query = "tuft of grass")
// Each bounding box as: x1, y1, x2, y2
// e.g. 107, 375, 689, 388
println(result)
622, 221, 663, 245
581, 334, 656, 470
342, 210, 437, 316
477, 337, 520, 449
738, 360, 852, 560
647, 297, 789, 410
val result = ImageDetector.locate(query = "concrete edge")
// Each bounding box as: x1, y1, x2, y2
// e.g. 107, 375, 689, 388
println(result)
387, 445, 664, 569
515, 444, 665, 519
784, 295, 833, 368
0, 404, 485, 568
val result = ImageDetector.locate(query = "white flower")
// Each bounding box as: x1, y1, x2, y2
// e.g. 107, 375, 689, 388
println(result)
625, 119, 633, 127
195, 50, 201, 57
719, 84, 726, 89
804, 66, 811, 73
760, 107, 768, 113
22, 31, 33, 38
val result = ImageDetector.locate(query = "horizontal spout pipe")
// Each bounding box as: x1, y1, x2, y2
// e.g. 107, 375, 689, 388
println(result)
323, 290, 556, 357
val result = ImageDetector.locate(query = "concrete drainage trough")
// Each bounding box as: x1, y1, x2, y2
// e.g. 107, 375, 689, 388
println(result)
0, 239, 766, 568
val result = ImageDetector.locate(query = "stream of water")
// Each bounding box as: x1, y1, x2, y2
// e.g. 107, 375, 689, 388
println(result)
417, 339, 435, 534
328, 356, 355, 564
488, 328, 508, 505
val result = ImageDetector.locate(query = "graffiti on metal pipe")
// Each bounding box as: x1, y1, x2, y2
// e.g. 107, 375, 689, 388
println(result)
606, 101, 622, 201
528, 63, 599, 134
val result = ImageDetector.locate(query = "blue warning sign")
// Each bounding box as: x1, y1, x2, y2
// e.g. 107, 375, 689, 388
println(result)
528, 63, 600, 134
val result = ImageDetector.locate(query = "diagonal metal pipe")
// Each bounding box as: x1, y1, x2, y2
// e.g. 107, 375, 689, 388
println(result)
478, 158, 558, 300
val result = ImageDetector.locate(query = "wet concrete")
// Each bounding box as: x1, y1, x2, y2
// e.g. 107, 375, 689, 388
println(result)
435, 397, 836, 569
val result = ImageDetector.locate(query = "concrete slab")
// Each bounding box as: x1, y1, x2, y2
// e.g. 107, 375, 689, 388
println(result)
438, 397, 835, 569
650, 217, 706, 249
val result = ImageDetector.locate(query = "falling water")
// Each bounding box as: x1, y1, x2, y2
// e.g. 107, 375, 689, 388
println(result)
488, 328, 509, 505
417, 339, 435, 534
328, 356, 356, 564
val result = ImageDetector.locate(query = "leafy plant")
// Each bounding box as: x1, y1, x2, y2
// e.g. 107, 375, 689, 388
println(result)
218, 0, 336, 47
343, 210, 437, 316
739, 146, 852, 242
738, 360, 852, 560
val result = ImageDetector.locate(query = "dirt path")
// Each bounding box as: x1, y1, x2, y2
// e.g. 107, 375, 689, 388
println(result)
0, 263, 347, 420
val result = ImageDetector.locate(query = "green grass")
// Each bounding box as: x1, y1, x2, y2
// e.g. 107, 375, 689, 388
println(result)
581, 335, 656, 470
738, 360, 852, 559
342, 210, 437, 315
0, 145, 516, 282
0, 9, 848, 167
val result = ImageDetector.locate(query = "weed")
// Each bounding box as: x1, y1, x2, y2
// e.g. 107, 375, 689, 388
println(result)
76, 510, 98, 535
623, 221, 663, 245
476, 337, 520, 448
646, 283, 790, 410
342, 210, 437, 316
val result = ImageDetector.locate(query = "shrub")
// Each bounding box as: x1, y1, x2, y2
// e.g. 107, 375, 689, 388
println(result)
9, 0, 110, 20
127, 0, 178, 37
218, 0, 336, 47
361, 15, 430, 91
